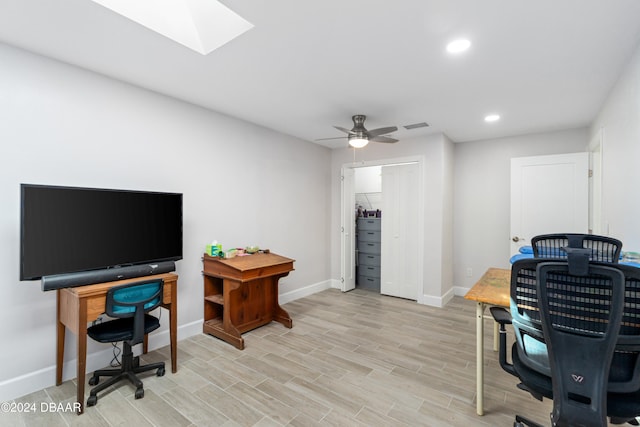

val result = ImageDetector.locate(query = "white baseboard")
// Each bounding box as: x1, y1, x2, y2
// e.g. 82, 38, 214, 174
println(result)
0, 320, 203, 404
4, 279, 461, 403
0, 282, 334, 403
453, 286, 471, 297
420, 287, 455, 308
279, 279, 333, 304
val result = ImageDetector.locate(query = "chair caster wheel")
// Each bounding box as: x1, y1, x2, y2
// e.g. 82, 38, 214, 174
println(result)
135, 388, 144, 399
157, 367, 165, 377
87, 395, 97, 407
88, 375, 99, 386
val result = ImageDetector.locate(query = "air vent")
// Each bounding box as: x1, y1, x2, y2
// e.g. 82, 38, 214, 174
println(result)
403, 122, 429, 130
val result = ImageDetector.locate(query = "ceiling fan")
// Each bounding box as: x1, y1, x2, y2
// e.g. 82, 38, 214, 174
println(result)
316, 115, 398, 148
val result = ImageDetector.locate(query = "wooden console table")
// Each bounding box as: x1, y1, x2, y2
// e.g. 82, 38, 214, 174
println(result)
56, 272, 178, 414
202, 252, 294, 349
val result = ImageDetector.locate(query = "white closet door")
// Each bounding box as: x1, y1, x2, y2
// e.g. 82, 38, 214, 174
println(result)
341, 167, 356, 291
381, 163, 420, 300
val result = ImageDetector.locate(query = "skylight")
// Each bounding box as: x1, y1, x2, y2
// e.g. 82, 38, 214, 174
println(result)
90, 0, 254, 55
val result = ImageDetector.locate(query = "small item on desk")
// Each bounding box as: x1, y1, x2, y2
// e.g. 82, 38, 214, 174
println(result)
206, 241, 223, 257
224, 249, 237, 259
622, 251, 640, 263
245, 245, 259, 254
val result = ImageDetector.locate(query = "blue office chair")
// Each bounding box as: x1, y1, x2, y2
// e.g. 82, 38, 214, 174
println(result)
86, 279, 166, 407
492, 248, 640, 426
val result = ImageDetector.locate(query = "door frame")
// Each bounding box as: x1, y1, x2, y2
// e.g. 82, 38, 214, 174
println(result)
340, 155, 425, 303
589, 128, 604, 235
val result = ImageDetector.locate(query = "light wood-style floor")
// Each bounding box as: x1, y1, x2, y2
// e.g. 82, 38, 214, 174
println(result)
7, 289, 557, 427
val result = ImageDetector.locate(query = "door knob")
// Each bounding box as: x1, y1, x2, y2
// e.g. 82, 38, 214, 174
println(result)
512, 236, 524, 242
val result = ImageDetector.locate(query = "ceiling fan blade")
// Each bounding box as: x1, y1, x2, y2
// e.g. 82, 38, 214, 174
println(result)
366, 126, 398, 138
370, 135, 398, 143
315, 136, 347, 141
334, 126, 356, 134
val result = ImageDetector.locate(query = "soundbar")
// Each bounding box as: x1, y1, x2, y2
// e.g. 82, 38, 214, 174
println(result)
41, 261, 176, 291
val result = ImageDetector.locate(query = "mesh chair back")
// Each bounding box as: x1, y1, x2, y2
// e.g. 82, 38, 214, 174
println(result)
511, 259, 640, 394
106, 280, 164, 317
105, 279, 164, 345
531, 233, 622, 262
536, 262, 625, 426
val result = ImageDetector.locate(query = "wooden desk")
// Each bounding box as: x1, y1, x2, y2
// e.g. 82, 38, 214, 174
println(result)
56, 272, 178, 414
202, 253, 294, 349
464, 267, 511, 416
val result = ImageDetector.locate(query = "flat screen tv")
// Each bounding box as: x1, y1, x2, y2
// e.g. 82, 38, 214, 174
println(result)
20, 184, 182, 290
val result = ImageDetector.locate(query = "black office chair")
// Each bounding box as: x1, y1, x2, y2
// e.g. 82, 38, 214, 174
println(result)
492, 249, 640, 426
531, 233, 622, 263
86, 279, 166, 407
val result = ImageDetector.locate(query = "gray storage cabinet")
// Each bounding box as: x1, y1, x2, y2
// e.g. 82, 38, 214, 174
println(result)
357, 217, 381, 291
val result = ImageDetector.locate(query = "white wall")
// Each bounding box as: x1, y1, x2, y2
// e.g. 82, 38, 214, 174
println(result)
590, 41, 640, 251
0, 43, 331, 401
330, 133, 455, 305
452, 128, 588, 291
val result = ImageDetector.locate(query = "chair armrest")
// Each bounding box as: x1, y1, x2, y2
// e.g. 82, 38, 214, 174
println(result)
490, 306, 512, 325
490, 306, 516, 377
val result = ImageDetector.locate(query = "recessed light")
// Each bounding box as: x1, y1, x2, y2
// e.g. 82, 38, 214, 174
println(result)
446, 39, 471, 54
484, 114, 501, 123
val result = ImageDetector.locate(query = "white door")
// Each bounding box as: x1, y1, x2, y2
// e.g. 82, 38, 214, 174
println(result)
340, 167, 356, 291
381, 163, 420, 300
510, 153, 589, 254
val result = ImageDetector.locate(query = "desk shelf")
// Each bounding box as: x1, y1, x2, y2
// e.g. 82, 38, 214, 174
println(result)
204, 294, 224, 305
203, 318, 223, 330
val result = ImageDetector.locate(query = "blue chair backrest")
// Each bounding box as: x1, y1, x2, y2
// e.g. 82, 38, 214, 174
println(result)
106, 280, 164, 318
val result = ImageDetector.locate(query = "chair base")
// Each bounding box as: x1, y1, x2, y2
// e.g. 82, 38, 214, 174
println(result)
86, 342, 165, 407
514, 414, 640, 426
514, 414, 544, 427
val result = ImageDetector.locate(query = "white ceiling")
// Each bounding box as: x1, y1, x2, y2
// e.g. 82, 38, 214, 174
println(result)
1, 0, 640, 149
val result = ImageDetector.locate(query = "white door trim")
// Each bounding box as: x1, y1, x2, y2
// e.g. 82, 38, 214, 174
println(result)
340, 155, 425, 304
589, 128, 604, 235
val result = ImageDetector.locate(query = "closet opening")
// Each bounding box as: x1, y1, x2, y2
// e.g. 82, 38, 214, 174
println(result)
341, 158, 423, 301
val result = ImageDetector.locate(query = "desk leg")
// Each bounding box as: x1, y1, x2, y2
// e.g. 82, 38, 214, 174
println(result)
493, 320, 499, 352
169, 280, 177, 373
273, 274, 292, 328
76, 298, 88, 415
476, 301, 485, 416
56, 291, 65, 386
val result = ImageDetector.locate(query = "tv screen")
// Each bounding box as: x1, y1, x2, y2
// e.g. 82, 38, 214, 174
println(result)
20, 184, 183, 281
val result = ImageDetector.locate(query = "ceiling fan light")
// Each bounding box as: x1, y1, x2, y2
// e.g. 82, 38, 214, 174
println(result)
349, 137, 369, 148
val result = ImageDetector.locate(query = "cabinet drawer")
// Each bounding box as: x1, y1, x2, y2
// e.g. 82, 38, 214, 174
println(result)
357, 275, 381, 291
359, 230, 381, 242
358, 241, 381, 254
358, 264, 380, 277
357, 218, 381, 231
358, 252, 381, 267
